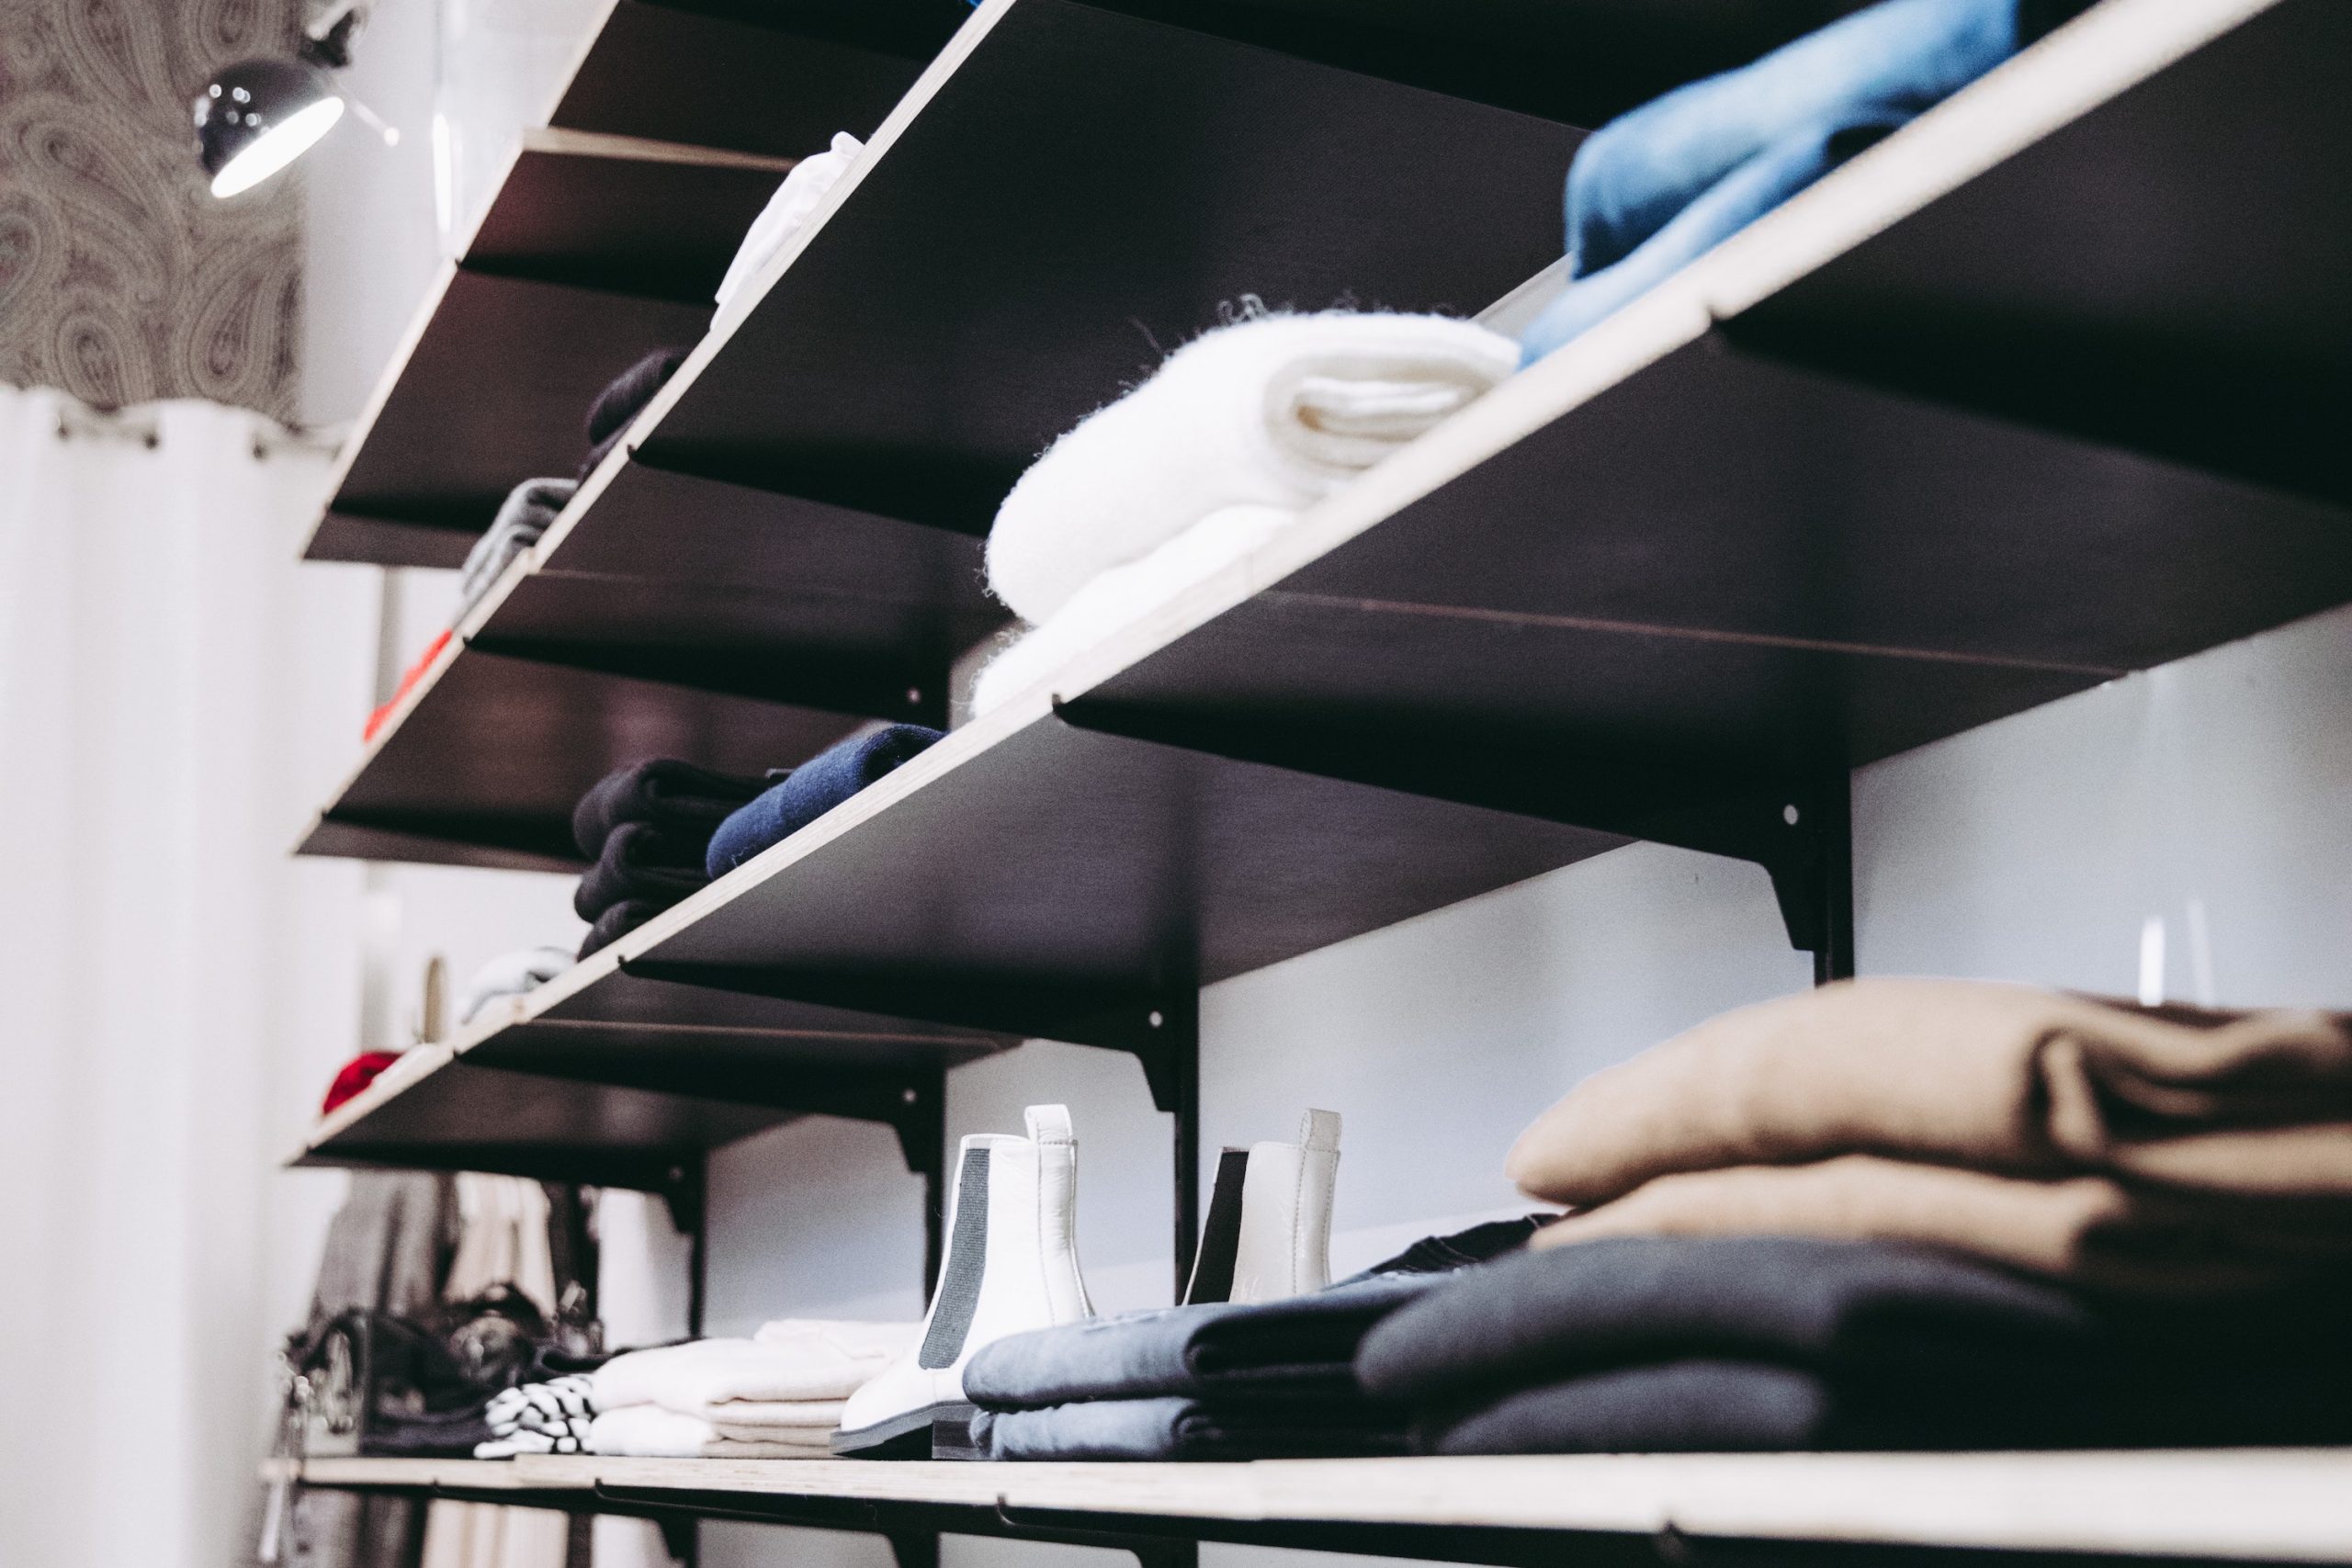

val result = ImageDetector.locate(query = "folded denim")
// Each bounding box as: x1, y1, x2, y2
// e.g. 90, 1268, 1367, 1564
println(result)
1522, 0, 2086, 364
1355, 1235, 2098, 1410
1520, 114, 1900, 364
966, 1273, 1440, 1411
975, 1395, 1409, 1461
706, 725, 943, 877
577, 898, 660, 960
580, 346, 690, 479
456, 478, 576, 616
571, 759, 767, 861
573, 821, 709, 922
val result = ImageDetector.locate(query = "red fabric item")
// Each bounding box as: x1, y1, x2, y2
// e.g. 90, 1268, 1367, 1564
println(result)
364, 628, 453, 741
322, 1051, 403, 1115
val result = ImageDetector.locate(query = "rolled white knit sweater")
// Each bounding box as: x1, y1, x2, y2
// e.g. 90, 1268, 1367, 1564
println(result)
983, 310, 1519, 627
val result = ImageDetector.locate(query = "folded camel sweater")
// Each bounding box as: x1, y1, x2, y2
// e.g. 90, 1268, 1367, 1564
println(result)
1507, 979, 2352, 1204
983, 310, 1518, 629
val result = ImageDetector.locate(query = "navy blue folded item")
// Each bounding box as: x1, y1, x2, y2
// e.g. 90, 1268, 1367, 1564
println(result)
1356, 1236, 2097, 1408
580, 346, 690, 478
572, 821, 708, 922
1521, 0, 2086, 364
967, 1273, 1439, 1412
577, 897, 661, 961
974, 1395, 1409, 1461
571, 759, 766, 860
706, 725, 943, 877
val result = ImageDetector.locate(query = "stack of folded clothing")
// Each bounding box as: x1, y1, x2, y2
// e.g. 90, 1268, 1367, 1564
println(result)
1518, 0, 2090, 364
1351, 979, 2352, 1453
706, 726, 942, 877
455, 479, 576, 619
571, 760, 765, 957
962, 1218, 1544, 1461
973, 310, 1518, 716
561, 1321, 913, 1459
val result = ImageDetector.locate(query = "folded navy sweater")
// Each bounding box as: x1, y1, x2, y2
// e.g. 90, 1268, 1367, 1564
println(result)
706, 725, 942, 877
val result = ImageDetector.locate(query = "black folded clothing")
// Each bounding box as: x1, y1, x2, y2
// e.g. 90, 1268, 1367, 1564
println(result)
577, 897, 662, 960
362, 1399, 497, 1459
573, 822, 708, 923
580, 346, 691, 478
967, 1273, 1439, 1412
1336, 1214, 1550, 1286
974, 1394, 1409, 1461
1357, 1235, 2096, 1409
1361, 1236, 2352, 1454
572, 759, 766, 861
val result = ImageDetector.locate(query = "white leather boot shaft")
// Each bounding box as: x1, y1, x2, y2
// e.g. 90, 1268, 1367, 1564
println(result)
1229, 1109, 1340, 1303
833, 1104, 1089, 1453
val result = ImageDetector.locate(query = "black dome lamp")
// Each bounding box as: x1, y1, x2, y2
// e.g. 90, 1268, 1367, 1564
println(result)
194, 4, 383, 198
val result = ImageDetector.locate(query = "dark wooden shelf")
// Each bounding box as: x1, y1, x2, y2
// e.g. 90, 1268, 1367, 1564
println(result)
299, 962, 1007, 1191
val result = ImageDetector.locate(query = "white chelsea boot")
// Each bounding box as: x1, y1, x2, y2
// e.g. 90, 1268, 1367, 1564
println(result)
832, 1104, 1091, 1458
1227, 1109, 1341, 1304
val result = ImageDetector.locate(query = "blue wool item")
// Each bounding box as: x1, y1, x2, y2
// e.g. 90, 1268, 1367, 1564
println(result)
706, 725, 944, 877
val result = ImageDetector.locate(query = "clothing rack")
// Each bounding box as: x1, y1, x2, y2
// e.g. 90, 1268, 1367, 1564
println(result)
281, 0, 2352, 1555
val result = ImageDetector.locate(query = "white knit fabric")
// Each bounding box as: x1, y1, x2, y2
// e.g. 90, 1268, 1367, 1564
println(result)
982, 310, 1518, 626
714, 132, 865, 309
972, 504, 1292, 716
589, 1321, 914, 1416
585, 1404, 829, 1460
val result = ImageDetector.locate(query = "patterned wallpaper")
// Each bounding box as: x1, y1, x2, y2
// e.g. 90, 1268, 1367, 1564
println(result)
0, 0, 307, 422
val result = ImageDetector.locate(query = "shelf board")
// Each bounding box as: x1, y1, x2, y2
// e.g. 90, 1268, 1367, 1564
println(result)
297, 953, 1008, 1187
306, 129, 802, 567
621, 0, 1575, 533
297, 628, 866, 871
273, 1450, 2352, 1563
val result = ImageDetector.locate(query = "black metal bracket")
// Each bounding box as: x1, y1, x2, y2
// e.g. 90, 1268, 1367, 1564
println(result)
1052, 694, 1857, 979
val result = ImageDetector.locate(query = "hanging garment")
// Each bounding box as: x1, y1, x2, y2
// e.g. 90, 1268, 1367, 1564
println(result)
1519, 0, 2087, 363
572, 822, 709, 923
706, 726, 943, 877
455, 479, 576, 617
714, 132, 865, 310
1507, 980, 2352, 1204
984, 310, 1517, 629
571, 760, 767, 861
418, 1502, 571, 1568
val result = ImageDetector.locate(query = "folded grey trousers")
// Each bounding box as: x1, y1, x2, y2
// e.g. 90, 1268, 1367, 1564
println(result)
974, 1395, 1408, 1461
966, 1273, 1440, 1410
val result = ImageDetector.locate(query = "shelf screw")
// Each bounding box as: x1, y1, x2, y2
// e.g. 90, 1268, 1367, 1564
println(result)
667, 1166, 684, 1183
902, 1087, 919, 1104
906, 687, 922, 705
1782, 804, 1801, 826
1148, 1010, 1165, 1029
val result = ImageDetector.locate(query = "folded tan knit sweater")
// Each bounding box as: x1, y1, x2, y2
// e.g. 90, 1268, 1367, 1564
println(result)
1529, 1154, 2352, 1293
1508, 978, 2352, 1207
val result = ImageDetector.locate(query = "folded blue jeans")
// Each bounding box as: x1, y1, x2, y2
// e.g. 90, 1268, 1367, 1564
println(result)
1522, 0, 2059, 365
705, 724, 943, 877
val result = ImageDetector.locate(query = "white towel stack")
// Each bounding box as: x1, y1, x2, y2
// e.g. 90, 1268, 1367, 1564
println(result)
974, 310, 1517, 715
581, 1319, 916, 1459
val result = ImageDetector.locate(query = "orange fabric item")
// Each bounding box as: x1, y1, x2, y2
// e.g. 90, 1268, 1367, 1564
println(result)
322, 1051, 403, 1115
364, 628, 452, 741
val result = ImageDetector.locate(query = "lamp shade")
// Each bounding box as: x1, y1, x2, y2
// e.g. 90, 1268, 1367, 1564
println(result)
193, 57, 345, 197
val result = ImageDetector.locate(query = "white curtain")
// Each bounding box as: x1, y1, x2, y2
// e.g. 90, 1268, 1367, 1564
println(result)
0, 387, 377, 1568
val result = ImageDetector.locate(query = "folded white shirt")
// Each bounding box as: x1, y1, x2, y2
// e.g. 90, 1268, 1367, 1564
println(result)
457, 946, 574, 1025
586, 1404, 828, 1460
714, 132, 865, 310
983, 310, 1518, 628
589, 1321, 915, 1417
